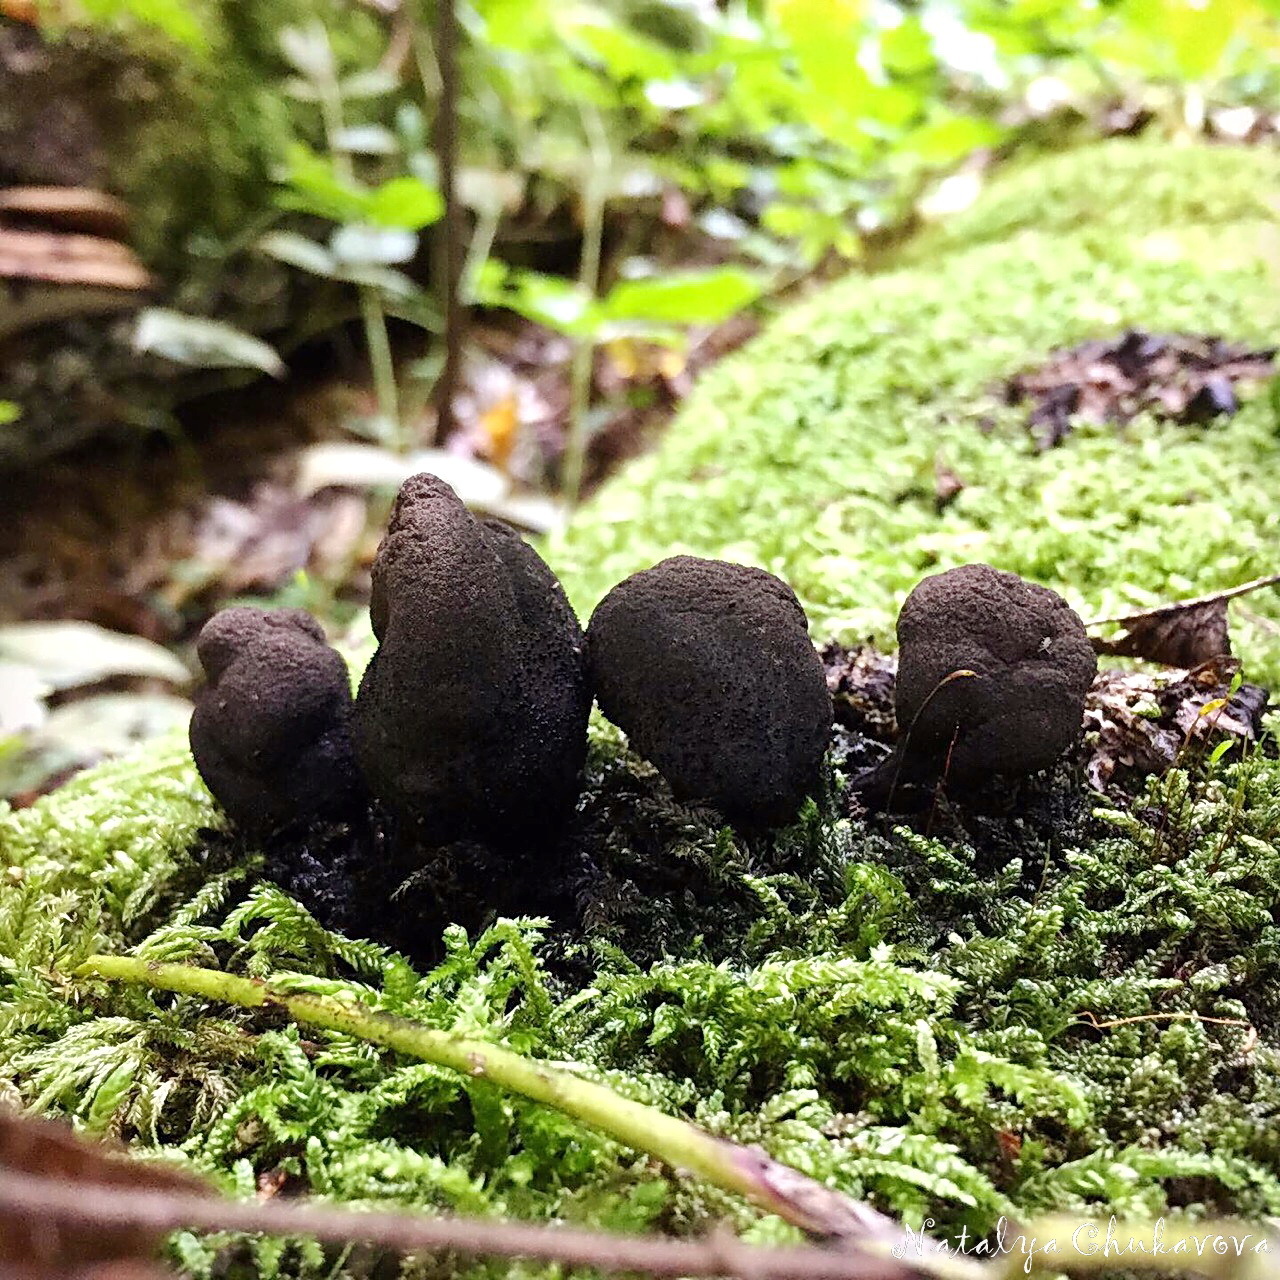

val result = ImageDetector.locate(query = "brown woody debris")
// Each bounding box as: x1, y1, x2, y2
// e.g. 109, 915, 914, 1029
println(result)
0, 187, 131, 239
0, 228, 151, 290
0, 1106, 209, 1278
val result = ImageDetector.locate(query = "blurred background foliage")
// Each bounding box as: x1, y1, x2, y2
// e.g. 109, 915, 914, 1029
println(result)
5, 0, 1280, 467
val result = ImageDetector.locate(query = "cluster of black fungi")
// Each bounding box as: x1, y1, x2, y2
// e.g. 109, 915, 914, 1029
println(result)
191, 473, 1097, 859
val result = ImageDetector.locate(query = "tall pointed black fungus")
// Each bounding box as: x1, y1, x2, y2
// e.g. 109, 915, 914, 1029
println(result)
586, 555, 832, 826
353, 474, 590, 848
857, 563, 1096, 804
190, 607, 364, 835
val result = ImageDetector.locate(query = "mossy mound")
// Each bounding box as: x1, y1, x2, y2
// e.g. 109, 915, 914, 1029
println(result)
903, 138, 1280, 261
0, 2, 383, 467
3, 140, 1280, 1277
549, 139, 1280, 686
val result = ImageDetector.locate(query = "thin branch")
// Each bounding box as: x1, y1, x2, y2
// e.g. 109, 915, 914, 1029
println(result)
562, 102, 612, 509
1075, 1011, 1257, 1048
0, 1168, 921, 1280
3, 1172, 1277, 1280
1084, 574, 1280, 631
434, 0, 463, 441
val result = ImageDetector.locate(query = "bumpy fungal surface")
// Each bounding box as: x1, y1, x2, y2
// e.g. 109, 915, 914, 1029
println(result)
586, 555, 832, 825
892, 563, 1097, 783
190, 607, 363, 835
354, 473, 590, 847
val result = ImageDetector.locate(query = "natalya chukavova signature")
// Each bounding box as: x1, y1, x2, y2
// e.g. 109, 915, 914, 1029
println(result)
893, 1216, 1275, 1274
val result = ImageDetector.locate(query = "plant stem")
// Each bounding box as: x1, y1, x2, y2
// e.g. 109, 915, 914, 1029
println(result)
74, 954, 962, 1268
318, 41, 403, 446
0, 1167, 916, 1280
434, 0, 463, 442
562, 104, 610, 509
360, 285, 404, 449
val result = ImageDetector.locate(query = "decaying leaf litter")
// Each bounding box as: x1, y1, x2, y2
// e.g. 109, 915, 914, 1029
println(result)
1001, 329, 1277, 450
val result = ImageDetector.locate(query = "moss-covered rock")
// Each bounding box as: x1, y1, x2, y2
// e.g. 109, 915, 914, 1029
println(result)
3, 140, 1280, 1274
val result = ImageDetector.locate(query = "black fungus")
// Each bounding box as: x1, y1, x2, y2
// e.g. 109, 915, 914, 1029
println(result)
890, 562, 1097, 784
190, 606, 364, 835
353, 473, 590, 848
585, 555, 833, 826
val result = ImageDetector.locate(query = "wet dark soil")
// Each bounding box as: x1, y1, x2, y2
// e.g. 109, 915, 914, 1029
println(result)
199, 642, 1267, 975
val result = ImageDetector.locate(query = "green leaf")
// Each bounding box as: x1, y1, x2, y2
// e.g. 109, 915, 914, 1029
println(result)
906, 112, 1003, 164
278, 22, 335, 82
278, 144, 373, 223
333, 125, 400, 156
79, 0, 208, 51
569, 18, 679, 81
479, 0, 553, 50
334, 264, 423, 300
278, 149, 441, 230
1122, 0, 1235, 79
601, 268, 762, 325
773, 0, 877, 143
474, 263, 598, 336
0, 401, 20, 426
133, 309, 286, 378
340, 68, 402, 99
879, 17, 935, 75
366, 177, 445, 229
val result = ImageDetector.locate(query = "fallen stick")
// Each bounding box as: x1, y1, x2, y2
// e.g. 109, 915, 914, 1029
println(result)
0, 1166, 927, 1280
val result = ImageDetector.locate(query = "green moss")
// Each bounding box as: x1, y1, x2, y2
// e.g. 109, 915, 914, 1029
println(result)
3, 140, 1280, 1276
549, 140, 1280, 685
902, 138, 1280, 263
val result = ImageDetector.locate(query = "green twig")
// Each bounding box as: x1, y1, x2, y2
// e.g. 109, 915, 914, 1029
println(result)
359, 285, 404, 448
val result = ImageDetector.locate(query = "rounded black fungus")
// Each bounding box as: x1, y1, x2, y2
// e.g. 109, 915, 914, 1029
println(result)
190, 606, 364, 835
586, 555, 833, 826
353, 473, 590, 848
891, 563, 1097, 784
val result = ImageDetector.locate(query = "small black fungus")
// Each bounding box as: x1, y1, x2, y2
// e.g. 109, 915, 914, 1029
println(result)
585, 555, 833, 826
190, 606, 364, 835
891, 562, 1097, 784
353, 474, 590, 848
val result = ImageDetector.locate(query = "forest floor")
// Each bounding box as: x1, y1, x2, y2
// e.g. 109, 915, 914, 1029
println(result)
2, 138, 1280, 1280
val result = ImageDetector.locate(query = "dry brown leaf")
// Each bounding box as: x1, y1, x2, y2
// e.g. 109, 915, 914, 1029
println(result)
1003, 330, 1276, 449
1088, 572, 1280, 668
0, 188, 131, 240
0, 0, 39, 23
0, 230, 151, 290
1081, 660, 1266, 790
0, 1106, 210, 1277
478, 392, 520, 470
1092, 597, 1232, 668
932, 456, 964, 512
